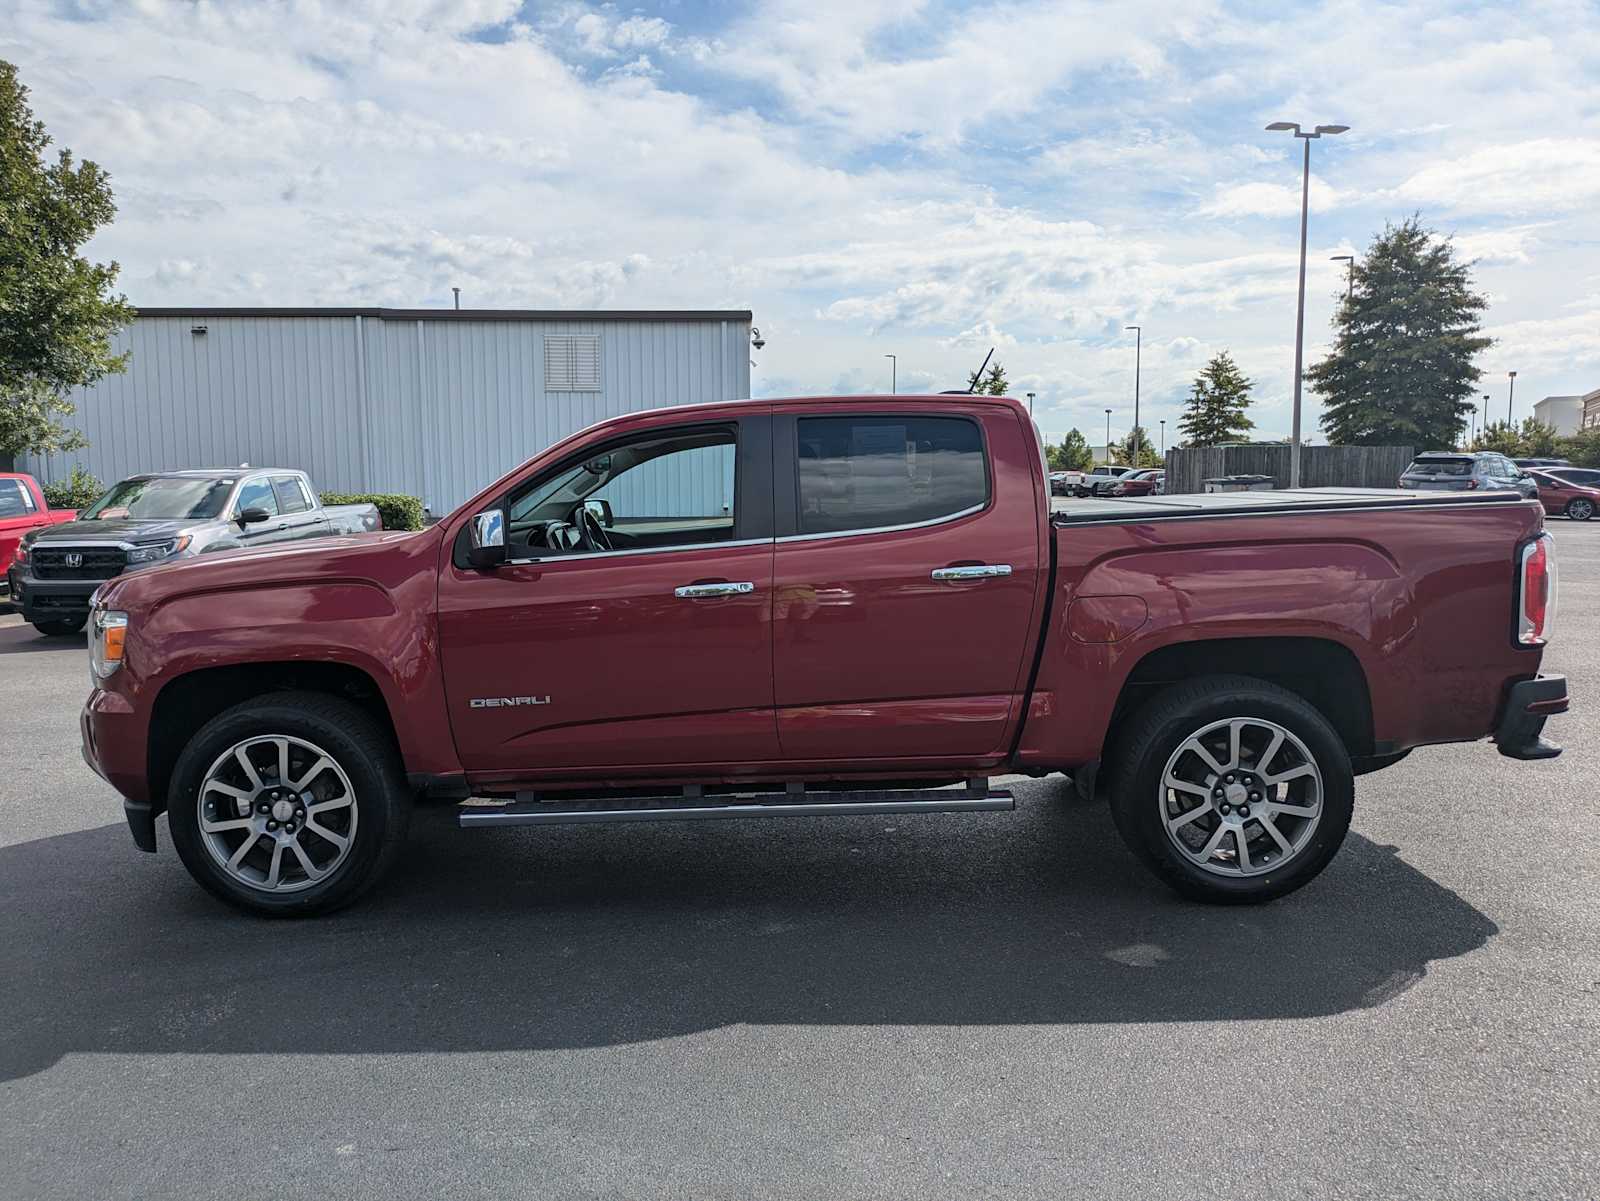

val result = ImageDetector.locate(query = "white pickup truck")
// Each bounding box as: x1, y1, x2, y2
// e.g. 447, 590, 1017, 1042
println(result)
1062, 464, 1136, 497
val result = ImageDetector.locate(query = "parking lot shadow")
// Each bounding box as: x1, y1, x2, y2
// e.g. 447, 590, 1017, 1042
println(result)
0, 619, 85, 655
0, 794, 1496, 1081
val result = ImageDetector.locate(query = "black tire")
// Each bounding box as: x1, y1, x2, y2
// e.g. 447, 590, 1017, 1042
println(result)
1107, 674, 1354, 904
167, 692, 410, 917
1566, 498, 1594, 522
33, 617, 86, 636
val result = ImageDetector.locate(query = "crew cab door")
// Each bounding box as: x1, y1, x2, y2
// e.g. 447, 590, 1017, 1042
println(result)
437, 411, 778, 778
770, 402, 1046, 761
271, 475, 331, 540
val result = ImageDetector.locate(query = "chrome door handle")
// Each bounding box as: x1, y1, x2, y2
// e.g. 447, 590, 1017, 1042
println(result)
674, 582, 755, 598
931, 564, 1012, 582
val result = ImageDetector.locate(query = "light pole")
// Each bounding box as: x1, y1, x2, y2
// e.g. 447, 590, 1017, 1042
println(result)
1025, 390, 1035, 416
451, 286, 461, 310
1330, 255, 1354, 302
1507, 371, 1517, 424
1125, 325, 1142, 449
1480, 393, 1490, 443
1160, 419, 1166, 456
884, 354, 896, 394
1104, 408, 1113, 461
1266, 120, 1349, 488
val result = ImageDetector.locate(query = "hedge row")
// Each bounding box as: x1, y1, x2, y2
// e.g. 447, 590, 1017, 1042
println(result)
321, 492, 426, 531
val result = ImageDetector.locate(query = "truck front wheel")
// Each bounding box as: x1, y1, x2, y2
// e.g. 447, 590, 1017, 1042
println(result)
32, 617, 86, 636
167, 692, 410, 916
1107, 675, 1354, 904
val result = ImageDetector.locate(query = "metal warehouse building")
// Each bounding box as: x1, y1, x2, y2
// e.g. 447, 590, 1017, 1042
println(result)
18, 307, 753, 515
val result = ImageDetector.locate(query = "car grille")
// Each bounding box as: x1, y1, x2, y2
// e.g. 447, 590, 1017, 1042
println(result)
30, 546, 127, 580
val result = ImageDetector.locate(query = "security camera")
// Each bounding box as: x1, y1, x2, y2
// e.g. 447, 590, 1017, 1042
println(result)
751, 327, 766, 351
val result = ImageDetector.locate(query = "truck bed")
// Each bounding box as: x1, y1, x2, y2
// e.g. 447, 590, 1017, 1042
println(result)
1052, 487, 1524, 525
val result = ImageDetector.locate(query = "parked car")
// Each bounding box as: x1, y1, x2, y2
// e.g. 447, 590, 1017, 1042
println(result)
8, 468, 380, 636
1398, 451, 1538, 500
1077, 464, 1137, 497
1514, 457, 1572, 469
1543, 466, 1600, 489
81, 394, 1566, 917
1526, 469, 1600, 521
1049, 470, 1070, 496
1, 472, 77, 602
1109, 469, 1165, 497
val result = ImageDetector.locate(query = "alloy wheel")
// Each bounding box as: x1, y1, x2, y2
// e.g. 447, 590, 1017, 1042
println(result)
196, 735, 358, 893
1158, 716, 1323, 877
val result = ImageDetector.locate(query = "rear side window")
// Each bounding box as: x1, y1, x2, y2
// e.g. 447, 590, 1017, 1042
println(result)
0, 479, 36, 517
1406, 458, 1473, 476
271, 476, 310, 513
796, 415, 988, 535
1554, 469, 1600, 485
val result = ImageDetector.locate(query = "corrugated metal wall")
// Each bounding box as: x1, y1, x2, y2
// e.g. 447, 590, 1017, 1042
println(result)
22, 311, 752, 516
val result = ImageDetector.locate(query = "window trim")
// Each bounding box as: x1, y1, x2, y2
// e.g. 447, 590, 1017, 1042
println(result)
775, 411, 993, 540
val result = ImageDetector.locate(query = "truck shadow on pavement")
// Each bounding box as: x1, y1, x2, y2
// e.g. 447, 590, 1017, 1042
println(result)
0, 792, 1496, 1081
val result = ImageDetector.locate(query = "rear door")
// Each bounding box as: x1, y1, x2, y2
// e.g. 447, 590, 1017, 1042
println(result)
271, 475, 330, 540
769, 401, 1045, 762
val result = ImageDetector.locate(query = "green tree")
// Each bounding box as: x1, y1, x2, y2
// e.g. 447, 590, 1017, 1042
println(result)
0, 60, 132, 459
1557, 427, 1600, 468
1309, 217, 1490, 449
1050, 428, 1093, 471
1473, 420, 1522, 456
1515, 417, 1559, 458
1178, 351, 1255, 447
966, 361, 1009, 395
1115, 425, 1162, 467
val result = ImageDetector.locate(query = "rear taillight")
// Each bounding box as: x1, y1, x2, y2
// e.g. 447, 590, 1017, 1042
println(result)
1517, 534, 1557, 646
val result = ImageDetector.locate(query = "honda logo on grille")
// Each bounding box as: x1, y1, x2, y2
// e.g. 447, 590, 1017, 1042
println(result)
64, 553, 83, 568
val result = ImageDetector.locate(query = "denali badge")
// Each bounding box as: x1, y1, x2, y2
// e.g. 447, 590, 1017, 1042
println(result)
470, 696, 551, 708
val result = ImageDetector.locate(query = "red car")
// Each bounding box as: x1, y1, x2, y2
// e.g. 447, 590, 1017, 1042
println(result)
1109, 469, 1165, 497
81, 395, 1565, 916
1527, 469, 1599, 522
1, 472, 76, 602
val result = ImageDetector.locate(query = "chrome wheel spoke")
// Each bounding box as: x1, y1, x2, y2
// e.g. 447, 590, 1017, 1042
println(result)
233, 746, 263, 789
1235, 829, 1252, 871
1264, 763, 1316, 786
227, 831, 262, 870
264, 839, 286, 889
304, 819, 349, 852
1227, 720, 1244, 772
289, 838, 324, 881
1163, 772, 1211, 800
273, 738, 291, 785
1194, 824, 1229, 864
306, 793, 352, 817
201, 815, 253, 835
1257, 728, 1285, 776
1168, 801, 1213, 831
292, 756, 335, 791
1182, 737, 1228, 777
204, 780, 252, 802
1260, 813, 1294, 856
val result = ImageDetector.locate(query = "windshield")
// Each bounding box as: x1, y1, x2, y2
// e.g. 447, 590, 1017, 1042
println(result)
1406, 458, 1472, 476
81, 476, 235, 521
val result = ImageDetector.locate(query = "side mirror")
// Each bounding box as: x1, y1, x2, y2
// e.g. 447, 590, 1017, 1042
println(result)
581, 498, 614, 529
467, 509, 507, 569
238, 506, 272, 525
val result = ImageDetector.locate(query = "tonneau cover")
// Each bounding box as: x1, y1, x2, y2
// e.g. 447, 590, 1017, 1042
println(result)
1051, 486, 1527, 525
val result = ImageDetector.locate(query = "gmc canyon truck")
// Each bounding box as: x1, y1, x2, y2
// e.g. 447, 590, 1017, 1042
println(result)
10, 468, 379, 636
80, 395, 1567, 916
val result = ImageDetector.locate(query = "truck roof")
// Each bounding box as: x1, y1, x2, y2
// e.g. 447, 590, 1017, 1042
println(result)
122, 468, 302, 480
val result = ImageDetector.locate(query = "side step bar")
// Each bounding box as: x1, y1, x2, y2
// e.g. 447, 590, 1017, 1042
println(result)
459, 781, 1014, 828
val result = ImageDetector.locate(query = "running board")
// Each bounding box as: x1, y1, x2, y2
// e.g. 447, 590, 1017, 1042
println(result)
458, 782, 1014, 828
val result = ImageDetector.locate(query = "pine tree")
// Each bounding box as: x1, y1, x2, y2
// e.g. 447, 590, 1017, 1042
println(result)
1052, 428, 1093, 471
966, 361, 1008, 395
1115, 426, 1161, 467
1308, 217, 1490, 448
1179, 351, 1255, 447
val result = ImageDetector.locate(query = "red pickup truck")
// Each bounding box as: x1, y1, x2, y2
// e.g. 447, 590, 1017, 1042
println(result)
1, 471, 76, 605
80, 395, 1567, 916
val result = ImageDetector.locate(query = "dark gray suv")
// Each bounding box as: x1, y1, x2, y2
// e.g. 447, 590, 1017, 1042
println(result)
1398, 452, 1539, 500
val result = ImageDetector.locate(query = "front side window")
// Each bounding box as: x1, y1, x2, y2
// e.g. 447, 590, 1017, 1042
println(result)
796, 415, 988, 536
235, 479, 279, 518
505, 424, 737, 556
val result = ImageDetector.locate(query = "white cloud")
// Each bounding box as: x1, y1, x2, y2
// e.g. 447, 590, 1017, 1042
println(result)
1197, 177, 1345, 219
1390, 138, 1600, 216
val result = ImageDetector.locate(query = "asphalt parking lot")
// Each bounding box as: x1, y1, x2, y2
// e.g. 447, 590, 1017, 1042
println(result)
2, 524, 1597, 1201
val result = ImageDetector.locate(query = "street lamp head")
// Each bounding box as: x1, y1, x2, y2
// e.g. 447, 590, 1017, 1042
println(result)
1315, 124, 1350, 135
1265, 121, 1299, 132
1124, 325, 1140, 331
1509, 370, 1517, 379
1330, 254, 1353, 263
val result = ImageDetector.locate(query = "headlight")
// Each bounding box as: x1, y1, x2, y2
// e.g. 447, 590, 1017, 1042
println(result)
90, 609, 129, 681
126, 535, 192, 564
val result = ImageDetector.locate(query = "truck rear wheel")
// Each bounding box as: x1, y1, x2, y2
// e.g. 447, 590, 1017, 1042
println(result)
167, 692, 410, 917
1107, 675, 1354, 904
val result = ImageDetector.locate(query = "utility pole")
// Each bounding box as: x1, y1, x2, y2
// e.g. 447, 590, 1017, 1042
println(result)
1330, 254, 1354, 302
1125, 325, 1142, 445
884, 354, 896, 394
1266, 121, 1349, 488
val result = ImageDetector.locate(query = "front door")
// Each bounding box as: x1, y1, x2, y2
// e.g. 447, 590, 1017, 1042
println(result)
232, 477, 285, 546
437, 412, 778, 780
770, 403, 1045, 762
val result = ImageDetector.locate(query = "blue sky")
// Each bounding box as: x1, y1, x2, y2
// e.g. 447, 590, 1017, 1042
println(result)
7, 0, 1600, 446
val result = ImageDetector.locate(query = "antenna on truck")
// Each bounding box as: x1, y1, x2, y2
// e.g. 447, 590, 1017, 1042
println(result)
967, 347, 995, 394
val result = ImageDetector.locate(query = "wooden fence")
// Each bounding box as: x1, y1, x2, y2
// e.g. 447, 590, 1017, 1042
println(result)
1162, 445, 1415, 494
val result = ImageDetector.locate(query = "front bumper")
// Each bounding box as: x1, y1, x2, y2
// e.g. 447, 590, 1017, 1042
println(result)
10, 569, 100, 623
1494, 674, 1568, 760
82, 687, 158, 852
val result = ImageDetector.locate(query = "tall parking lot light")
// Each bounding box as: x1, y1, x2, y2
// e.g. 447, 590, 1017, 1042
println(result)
1266, 120, 1349, 488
